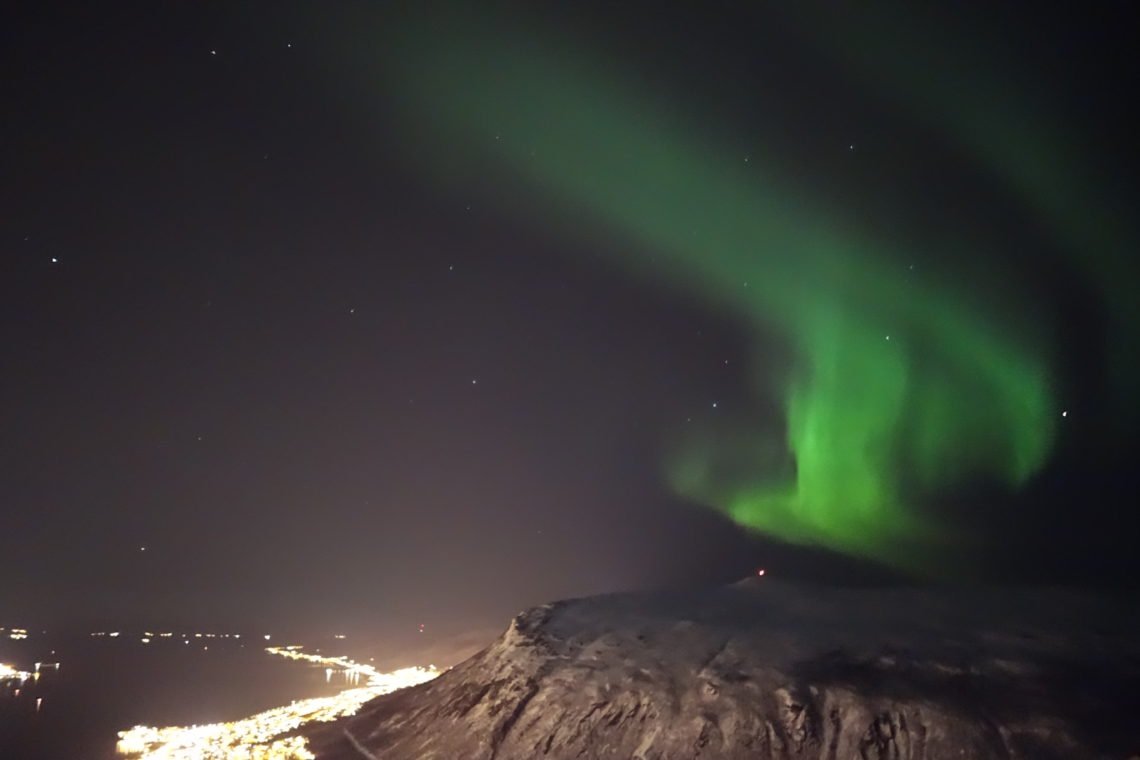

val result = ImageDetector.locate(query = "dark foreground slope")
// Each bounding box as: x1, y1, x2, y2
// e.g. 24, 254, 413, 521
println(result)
307, 581, 1139, 759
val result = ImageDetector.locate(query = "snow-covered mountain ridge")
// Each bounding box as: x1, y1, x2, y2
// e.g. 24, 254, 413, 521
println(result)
307, 580, 1139, 759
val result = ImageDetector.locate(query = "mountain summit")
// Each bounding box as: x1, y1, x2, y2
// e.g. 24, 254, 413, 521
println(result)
307, 580, 1138, 759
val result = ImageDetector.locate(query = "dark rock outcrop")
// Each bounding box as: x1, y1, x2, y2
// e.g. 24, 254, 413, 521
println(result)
306, 581, 1140, 759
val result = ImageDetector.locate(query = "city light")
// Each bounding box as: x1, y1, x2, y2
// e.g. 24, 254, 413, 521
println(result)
116, 647, 439, 759
1, 663, 32, 683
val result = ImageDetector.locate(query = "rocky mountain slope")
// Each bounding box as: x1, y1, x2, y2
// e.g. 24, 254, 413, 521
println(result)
306, 580, 1139, 759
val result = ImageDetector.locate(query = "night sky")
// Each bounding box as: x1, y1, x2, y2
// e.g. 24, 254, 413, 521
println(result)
4, 3, 1138, 636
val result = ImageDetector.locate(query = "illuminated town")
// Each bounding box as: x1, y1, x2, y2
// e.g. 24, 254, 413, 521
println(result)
1, 662, 32, 684
115, 646, 439, 759
4, 621, 435, 755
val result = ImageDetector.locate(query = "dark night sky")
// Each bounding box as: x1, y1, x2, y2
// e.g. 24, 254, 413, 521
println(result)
3, 3, 1138, 637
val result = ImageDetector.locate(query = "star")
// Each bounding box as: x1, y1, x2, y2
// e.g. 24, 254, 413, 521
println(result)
1062, 410, 1068, 417
210, 50, 217, 56
50, 257, 58, 263
885, 335, 891, 341
139, 546, 146, 552
712, 402, 718, 409
848, 144, 855, 151
471, 378, 478, 385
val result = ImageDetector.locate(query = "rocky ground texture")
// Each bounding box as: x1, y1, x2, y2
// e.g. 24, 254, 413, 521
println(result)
306, 580, 1139, 759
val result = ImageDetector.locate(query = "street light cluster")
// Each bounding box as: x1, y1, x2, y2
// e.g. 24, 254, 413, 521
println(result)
116, 647, 439, 759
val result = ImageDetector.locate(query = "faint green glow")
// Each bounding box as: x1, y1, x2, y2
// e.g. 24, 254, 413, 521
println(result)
367, 14, 1059, 573
788, 6, 1139, 419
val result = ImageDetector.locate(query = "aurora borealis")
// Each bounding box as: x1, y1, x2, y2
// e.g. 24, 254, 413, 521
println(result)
7, 0, 1140, 667
359, 8, 1135, 574
8, 7, 1140, 754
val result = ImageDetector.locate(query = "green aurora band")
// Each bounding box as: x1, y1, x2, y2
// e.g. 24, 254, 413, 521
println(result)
367, 16, 1078, 573
787, 6, 1139, 420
